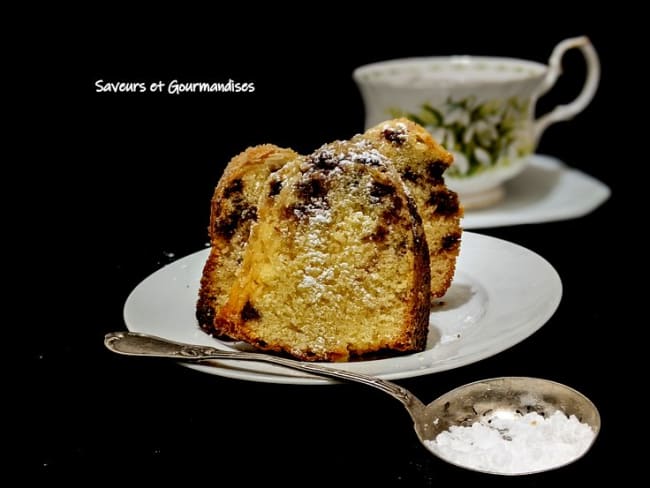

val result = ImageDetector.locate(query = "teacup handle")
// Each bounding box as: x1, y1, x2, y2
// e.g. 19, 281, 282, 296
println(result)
533, 36, 600, 143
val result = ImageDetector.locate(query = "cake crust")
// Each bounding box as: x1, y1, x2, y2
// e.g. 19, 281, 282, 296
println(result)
196, 144, 299, 336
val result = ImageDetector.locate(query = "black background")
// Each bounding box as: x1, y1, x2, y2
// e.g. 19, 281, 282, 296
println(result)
32, 12, 636, 484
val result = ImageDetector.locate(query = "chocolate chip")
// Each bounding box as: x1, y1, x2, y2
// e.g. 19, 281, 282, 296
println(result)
297, 175, 328, 200
381, 195, 404, 225
369, 225, 389, 242
441, 232, 461, 251
370, 181, 395, 199
269, 179, 283, 197
241, 301, 261, 321
402, 168, 420, 182
214, 204, 257, 238
427, 190, 459, 216
426, 161, 447, 185
214, 212, 240, 239
382, 127, 407, 145
391, 194, 404, 213
223, 178, 243, 197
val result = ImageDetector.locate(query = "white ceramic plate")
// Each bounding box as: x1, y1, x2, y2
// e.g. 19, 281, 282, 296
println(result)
462, 154, 610, 229
123, 232, 562, 385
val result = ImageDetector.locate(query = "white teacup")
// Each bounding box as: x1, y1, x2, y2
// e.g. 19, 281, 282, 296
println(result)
353, 36, 600, 208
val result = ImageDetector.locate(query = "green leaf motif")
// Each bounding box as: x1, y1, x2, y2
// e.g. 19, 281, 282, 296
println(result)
388, 97, 532, 177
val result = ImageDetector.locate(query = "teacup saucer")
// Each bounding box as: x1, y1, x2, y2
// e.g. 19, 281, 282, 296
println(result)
461, 154, 610, 229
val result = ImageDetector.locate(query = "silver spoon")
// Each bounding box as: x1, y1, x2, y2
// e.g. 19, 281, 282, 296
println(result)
104, 331, 600, 475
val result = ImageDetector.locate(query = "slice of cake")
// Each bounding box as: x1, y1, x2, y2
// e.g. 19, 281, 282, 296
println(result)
215, 141, 431, 361
196, 144, 299, 336
353, 118, 463, 298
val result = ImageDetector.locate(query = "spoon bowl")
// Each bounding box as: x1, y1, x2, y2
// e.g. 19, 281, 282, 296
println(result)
105, 331, 600, 475
422, 376, 600, 474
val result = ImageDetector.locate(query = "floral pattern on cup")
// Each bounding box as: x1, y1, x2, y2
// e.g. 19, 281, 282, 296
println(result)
389, 96, 534, 178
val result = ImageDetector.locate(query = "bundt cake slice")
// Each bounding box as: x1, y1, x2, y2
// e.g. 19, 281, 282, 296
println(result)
215, 142, 431, 361
353, 118, 463, 299
196, 144, 299, 337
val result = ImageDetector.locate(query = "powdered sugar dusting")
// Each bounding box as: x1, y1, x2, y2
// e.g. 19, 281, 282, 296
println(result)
349, 148, 386, 165
298, 275, 320, 290
291, 142, 397, 306
354, 139, 371, 149
425, 410, 595, 474
309, 209, 332, 226
298, 205, 334, 302
309, 142, 387, 168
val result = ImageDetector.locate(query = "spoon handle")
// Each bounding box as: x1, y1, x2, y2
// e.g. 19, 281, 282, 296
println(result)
105, 331, 424, 410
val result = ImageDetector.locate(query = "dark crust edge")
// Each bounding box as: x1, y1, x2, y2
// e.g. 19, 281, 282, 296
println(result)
196, 246, 236, 339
